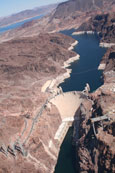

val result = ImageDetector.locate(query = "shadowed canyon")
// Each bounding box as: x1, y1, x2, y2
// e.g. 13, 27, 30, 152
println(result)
0, 0, 115, 172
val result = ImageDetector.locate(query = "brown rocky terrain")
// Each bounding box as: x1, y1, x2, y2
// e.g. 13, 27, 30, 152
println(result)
0, 0, 114, 172
74, 80, 115, 172
101, 46, 115, 72
0, 32, 78, 172
72, 12, 115, 173
75, 12, 115, 43
53, 0, 114, 19
0, 3, 57, 27
0, 0, 115, 43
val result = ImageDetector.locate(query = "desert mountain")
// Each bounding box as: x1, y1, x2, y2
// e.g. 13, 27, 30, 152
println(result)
0, 0, 115, 43
0, 3, 57, 27
53, 0, 115, 18
0, 32, 77, 173
0, 0, 115, 172
75, 12, 115, 43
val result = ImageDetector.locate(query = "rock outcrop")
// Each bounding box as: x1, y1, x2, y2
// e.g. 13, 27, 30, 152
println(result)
0, 1, 114, 172
73, 90, 115, 172
0, 0, 115, 42
73, 18, 115, 172
53, 0, 114, 19
74, 12, 115, 43
0, 32, 79, 172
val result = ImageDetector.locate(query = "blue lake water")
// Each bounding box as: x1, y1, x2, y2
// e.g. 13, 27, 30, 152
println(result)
59, 30, 106, 92
0, 20, 107, 172
0, 15, 43, 34
55, 30, 106, 173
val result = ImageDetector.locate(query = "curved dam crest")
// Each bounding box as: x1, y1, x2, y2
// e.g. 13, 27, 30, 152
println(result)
50, 91, 82, 146
54, 31, 106, 173
39, 31, 106, 173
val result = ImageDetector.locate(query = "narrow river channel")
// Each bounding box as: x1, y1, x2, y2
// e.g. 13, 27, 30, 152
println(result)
55, 30, 106, 173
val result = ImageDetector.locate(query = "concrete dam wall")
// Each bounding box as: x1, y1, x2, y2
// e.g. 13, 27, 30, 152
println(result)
50, 91, 82, 147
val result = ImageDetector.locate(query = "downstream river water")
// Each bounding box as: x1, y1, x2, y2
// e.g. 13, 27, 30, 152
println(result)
0, 22, 106, 172
55, 30, 106, 173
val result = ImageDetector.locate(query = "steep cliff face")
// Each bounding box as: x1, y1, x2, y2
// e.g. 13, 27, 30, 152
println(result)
73, 97, 95, 172
73, 45, 115, 173
101, 46, 115, 72
72, 9, 115, 171
53, 0, 114, 19
0, 1, 114, 172
76, 12, 115, 43
74, 98, 115, 172
0, 32, 77, 172
0, 0, 114, 42
53, 0, 103, 19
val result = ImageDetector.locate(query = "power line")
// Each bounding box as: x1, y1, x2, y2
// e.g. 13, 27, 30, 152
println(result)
71, 67, 98, 75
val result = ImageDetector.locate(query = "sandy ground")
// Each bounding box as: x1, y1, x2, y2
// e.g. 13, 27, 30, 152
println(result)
98, 63, 106, 70
63, 54, 80, 68
68, 40, 78, 50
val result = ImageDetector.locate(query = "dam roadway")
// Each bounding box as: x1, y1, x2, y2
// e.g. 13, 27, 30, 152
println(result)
54, 31, 107, 173
0, 89, 81, 158
0, 31, 107, 173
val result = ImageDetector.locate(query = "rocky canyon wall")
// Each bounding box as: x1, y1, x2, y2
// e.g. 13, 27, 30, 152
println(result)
0, 32, 79, 173
73, 31, 115, 173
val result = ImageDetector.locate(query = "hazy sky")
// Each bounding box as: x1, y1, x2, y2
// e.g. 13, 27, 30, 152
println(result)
0, 0, 67, 17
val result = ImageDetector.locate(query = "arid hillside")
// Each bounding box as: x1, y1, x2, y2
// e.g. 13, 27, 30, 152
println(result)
53, 0, 114, 19
0, 0, 114, 172
0, 32, 76, 117
0, 3, 57, 27
75, 12, 115, 43
0, 32, 78, 172
0, 0, 115, 42
72, 11, 115, 173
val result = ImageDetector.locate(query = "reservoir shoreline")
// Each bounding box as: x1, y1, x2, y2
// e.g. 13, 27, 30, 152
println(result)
0, 8, 114, 172
0, 14, 43, 28
54, 31, 107, 173
41, 40, 80, 93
